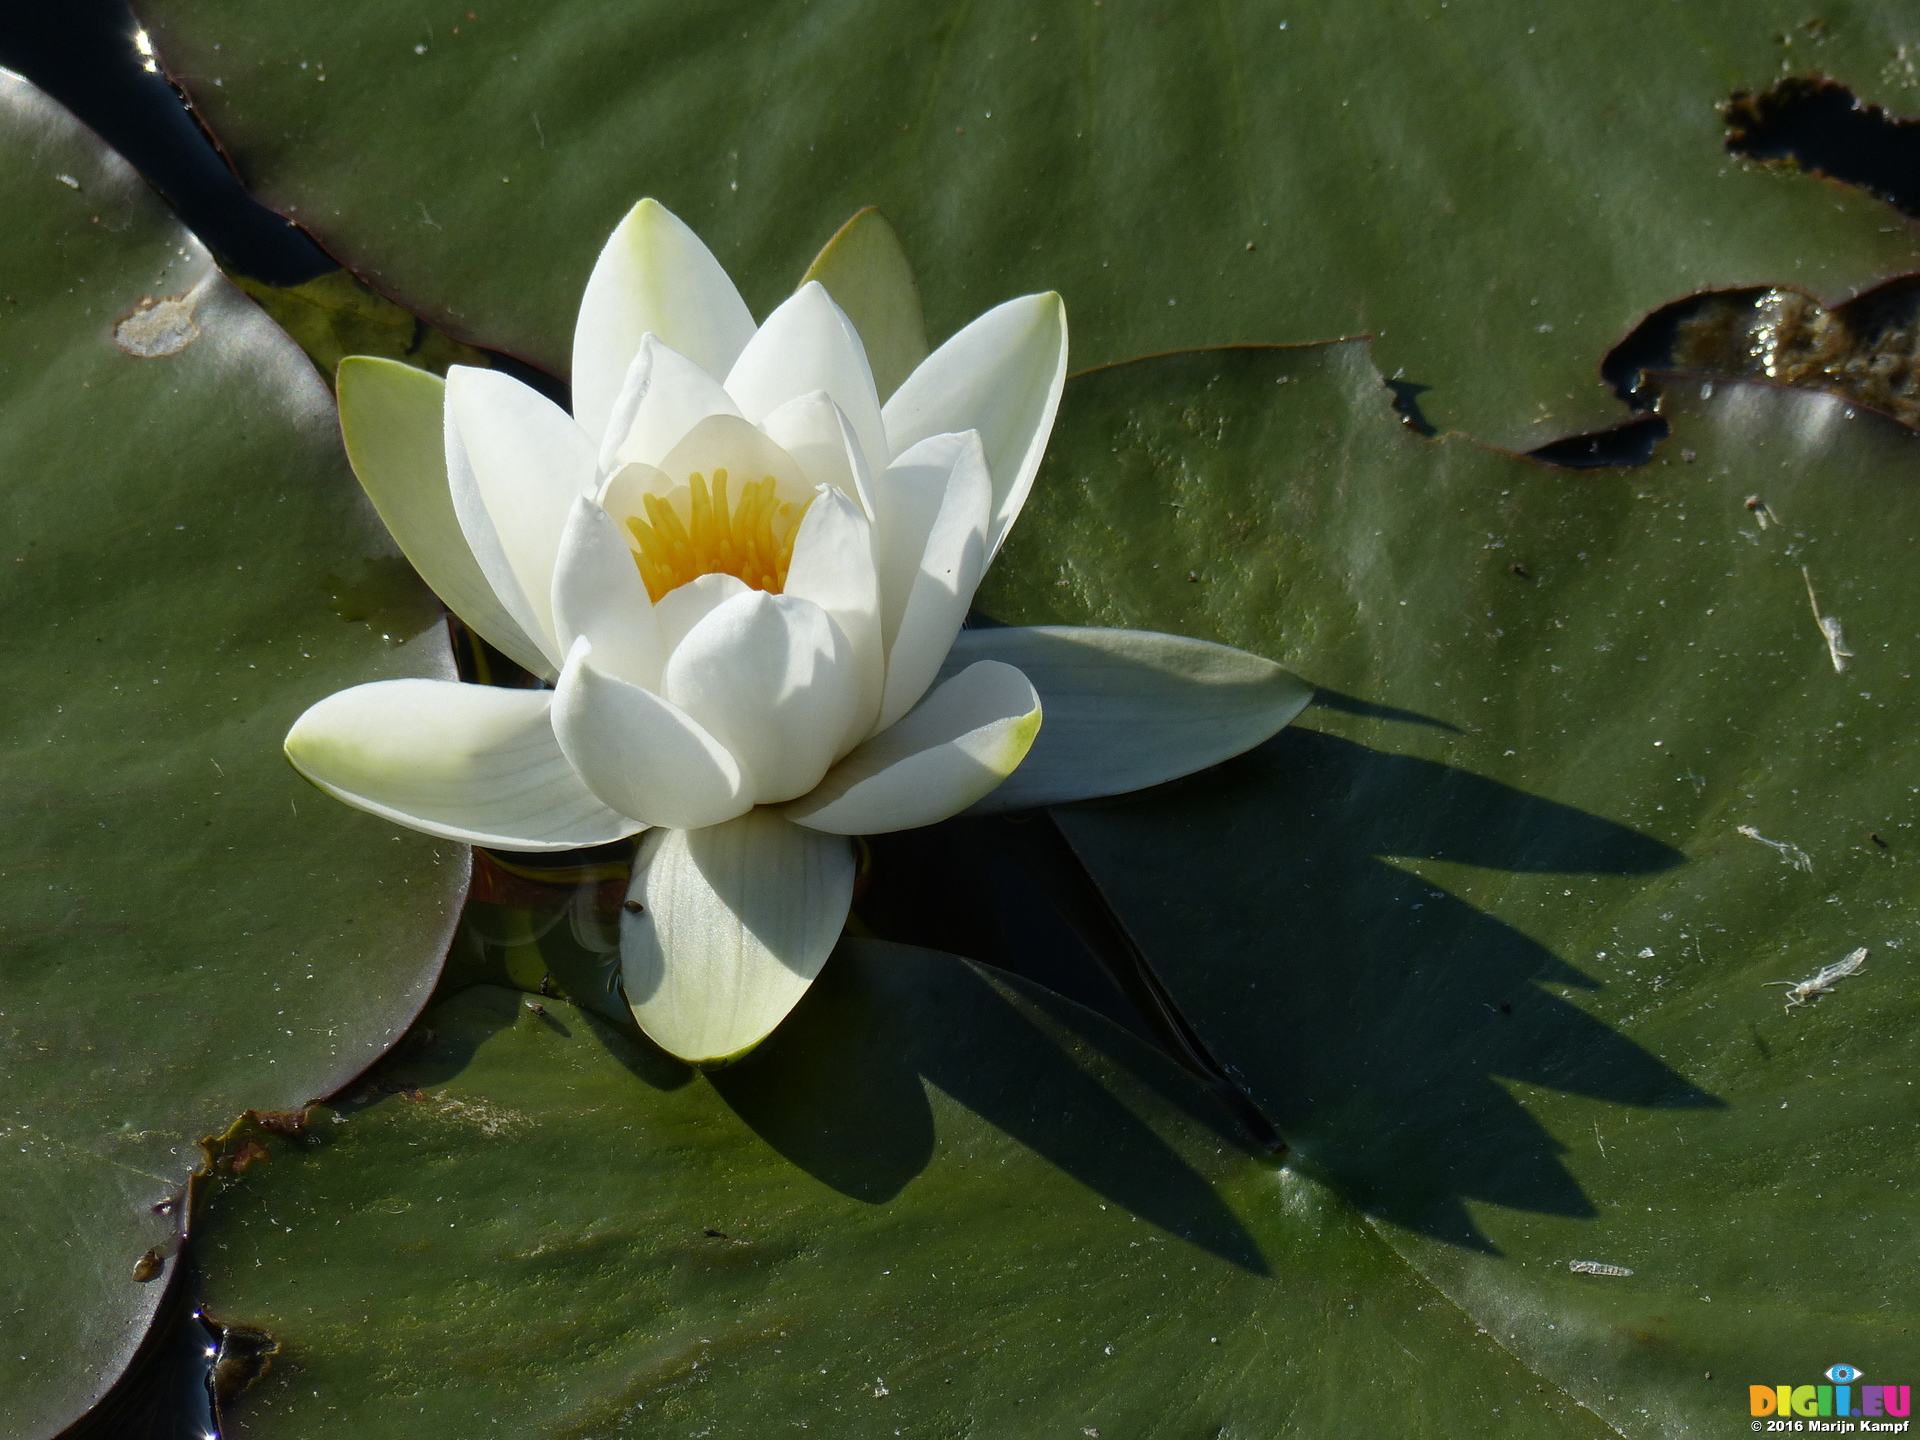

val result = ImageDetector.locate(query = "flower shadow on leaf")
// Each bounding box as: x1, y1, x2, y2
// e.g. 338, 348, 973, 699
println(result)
858, 813, 1276, 1154
709, 941, 1270, 1275
345, 984, 695, 1108
1055, 720, 1722, 1254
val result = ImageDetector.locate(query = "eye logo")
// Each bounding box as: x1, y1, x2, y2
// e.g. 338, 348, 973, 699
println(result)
1751, 1372, 1907, 1420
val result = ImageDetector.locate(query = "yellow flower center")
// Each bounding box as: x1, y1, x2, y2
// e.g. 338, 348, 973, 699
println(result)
624, 468, 808, 604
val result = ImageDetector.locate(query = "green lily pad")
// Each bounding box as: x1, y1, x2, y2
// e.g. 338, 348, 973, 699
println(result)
138, 0, 1919, 447
0, 80, 466, 1439
193, 950, 1613, 1438
976, 340, 1920, 1431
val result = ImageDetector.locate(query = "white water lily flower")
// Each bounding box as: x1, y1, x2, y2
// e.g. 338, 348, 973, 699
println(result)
287, 200, 1310, 1064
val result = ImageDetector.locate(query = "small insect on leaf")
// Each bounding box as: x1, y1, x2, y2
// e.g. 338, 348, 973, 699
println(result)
1568, 1259, 1634, 1277
1767, 946, 1868, 1014
132, 1248, 165, 1283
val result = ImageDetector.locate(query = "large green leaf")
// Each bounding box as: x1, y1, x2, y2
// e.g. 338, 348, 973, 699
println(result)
0, 78, 467, 1439
137, 0, 1920, 447
192, 952, 1611, 1438
975, 341, 1920, 1431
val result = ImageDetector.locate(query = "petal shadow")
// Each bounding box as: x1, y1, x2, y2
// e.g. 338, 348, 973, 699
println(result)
712, 942, 1270, 1273
1049, 724, 1722, 1252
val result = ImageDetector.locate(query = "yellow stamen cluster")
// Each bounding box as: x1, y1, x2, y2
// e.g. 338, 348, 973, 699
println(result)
625, 469, 807, 603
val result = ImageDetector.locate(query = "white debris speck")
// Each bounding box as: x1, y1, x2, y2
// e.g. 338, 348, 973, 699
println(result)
1803, 566, 1853, 673
56, 173, 79, 189
1737, 825, 1813, 873
428, 1091, 531, 1137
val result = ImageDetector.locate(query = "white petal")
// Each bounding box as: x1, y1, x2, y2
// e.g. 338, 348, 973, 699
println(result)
872, 432, 992, 730
871, 431, 971, 650
550, 497, 664, 690
445, 366, 598, 665
285, 680, 639, 851
572, 199, 756, 447
724, 282, 887, 481
782, 486, 884, 755
335, 358, 552, 677
940, 626, 1314, 812
663, 590, 859, 804
598, 333, 744, 474
653, 571, 750, 655
786, 661, 1040, 835
551, 639, 750, 830
881, 292, 1067, 558
655, 413, 813, 503
757, 389, 875, 517
621, 811, 855, 1064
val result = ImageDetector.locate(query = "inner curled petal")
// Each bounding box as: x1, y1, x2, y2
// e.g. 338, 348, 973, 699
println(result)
623, 467, 812, 602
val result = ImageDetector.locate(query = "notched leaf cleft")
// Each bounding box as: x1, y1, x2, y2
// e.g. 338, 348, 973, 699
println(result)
198, 1106, 315, 1180
207, 1321, 281, 1411
233, 269, 490, 386
1608, 276, 1920, 432
1597, 78, 1920, 430
1725, 75, 1920, 216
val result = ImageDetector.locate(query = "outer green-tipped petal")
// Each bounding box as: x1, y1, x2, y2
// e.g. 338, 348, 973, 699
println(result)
881, 292, 1067, 559
335, 357, 553, 677
872, 431, 992, 731
800, 206, 930, 405
284, 679, 641, 851
551, 639, 750, 831
445, 365, 597, 665
724, 282, 888, 482
573, 199, 756, 446
939, 626, 1313, 813
786, 661, 1040, 835
621, 810, 855, 1064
